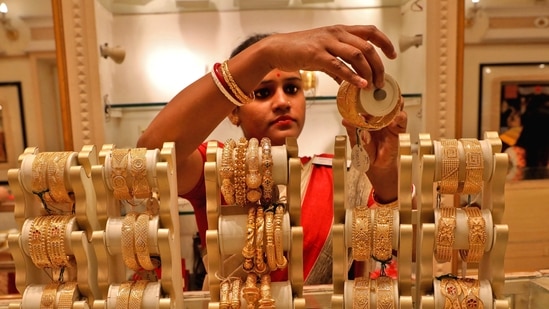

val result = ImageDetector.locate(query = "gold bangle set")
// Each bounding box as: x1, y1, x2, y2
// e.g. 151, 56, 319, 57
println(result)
111, 148, 152, 201
372, 206, 394, 262
242, 273, 261, 307
353, 276, 371, 308
219, 277, 242, 309
460, 139, 484, 195
435, 207, 457, 263
440, 276, 483, 309
459, 207, 487, 263
221, 137, 274, 207
40, 282, 60, 309
57, 282, 78, 309
32, 152, 75, 213
28, 215, 74, 269
438, 139, 484, 195
242, 206, 256, 272
352, 205, 372, 261
121, 212, 157, 271
439, 139, 459, 194
273, 204, 287, 268
116, 280, 151, 309
375, 276, 396, 309
254, 207, 267, 274
221, 60, 255, 105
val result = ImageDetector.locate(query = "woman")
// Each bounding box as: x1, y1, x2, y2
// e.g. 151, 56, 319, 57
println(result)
137, 25, 407, 285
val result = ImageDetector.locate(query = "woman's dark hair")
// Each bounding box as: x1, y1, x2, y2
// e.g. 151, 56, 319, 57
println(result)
230, 33, 273, 58
515, 94, 549, 167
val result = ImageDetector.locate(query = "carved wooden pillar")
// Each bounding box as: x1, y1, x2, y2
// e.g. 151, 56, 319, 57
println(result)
52, 0, 105, 151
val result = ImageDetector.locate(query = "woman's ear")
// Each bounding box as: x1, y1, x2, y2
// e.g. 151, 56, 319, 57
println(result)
228, 108, 240, 126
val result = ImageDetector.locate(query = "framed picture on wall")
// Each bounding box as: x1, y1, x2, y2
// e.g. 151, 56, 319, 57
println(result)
0, 82, 27, 183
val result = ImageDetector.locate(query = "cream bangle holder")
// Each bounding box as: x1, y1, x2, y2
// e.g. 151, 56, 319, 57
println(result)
104, 215, 160, 257
433, 278, 493, 309
344, 208, 399, 257
433, 208, 493, 254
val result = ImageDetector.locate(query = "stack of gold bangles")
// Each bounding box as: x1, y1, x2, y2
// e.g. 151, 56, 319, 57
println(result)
28, 215, 75, 270
115, 280, 149, 309
438, 138, 485, 195
32, 152, 76, 213
439, 276, 484, 309
435, 207, 457, 263
110, 148, 153, 201
40, 282, 80, 309
459, 207, 487, 263
121, 212, 158, 271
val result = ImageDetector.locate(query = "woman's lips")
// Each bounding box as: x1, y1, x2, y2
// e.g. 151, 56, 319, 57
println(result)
272, 116, 294, 127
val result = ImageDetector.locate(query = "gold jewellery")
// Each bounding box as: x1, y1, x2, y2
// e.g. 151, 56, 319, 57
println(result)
221, 60, 255, 105
129, 148, 151, 199
242, 206, 256, 272
234, 137, 248, 207
111, 149, 133, 200
265, 210, 277, 270
353, 276, 371, 309
460, 139, 484, 195
29, 216, 51, 269
375, 276, 395, 309
274, 204, 287, 269
459, 207, 487, 263
246, 138, 262, 203
220, 139, 236, 205
439, 139, 459, 194
352, 205, 372, 261
242, 273, 260, 307
220, 277, 242, 309
57, 282, 78, 309
254, 206, 267, 274
440, 276, 463, 309
372, 207, 394, 262
135, 213, 156, 270
45, 152, 74, 208
32, 152, 53, 209
121, 213, 141, 271
40, 282, 59, 309
435, 207, 456, 263
458, 277, 484, 309
46, 215, 73, 268
116, 281, 133, 309
128, 280, 148, 308
261, 137, 274, 203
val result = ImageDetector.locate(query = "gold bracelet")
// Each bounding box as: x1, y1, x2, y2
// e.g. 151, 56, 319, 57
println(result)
234, 137, 248, 207
220, 139, 236, 205
40, 282, 59, 309
116, 281, 134, 309
375, 276, 395, 309
459, 207, 487, 263
353, 276, 370, 309
221, 60, 255, 105
242, 206, 256, 272
265, 210, 277, 270
246, 137, 262, 203
260, 137, 274, 203
32, 152, 53, 209
121, 212, 141, 271
458, 277, 484, 309
128, 280, 148, 308
274, 204, 287, 268
220, 279, 231, 309
46, 152, 74, 208
135, 213, 156, 270
435, 207, 456, 263
258, 274, 275, 307
254, 207, 267, 274
46, 215, 73, 268
241, 273, 260, 308
460, 139, 484, 195
130, 148, 151, 199
440, 276, 463, 309
57, 281, 78, 309
29, 216, 52, 269
230, 278, 242, 309
352, 206, 372, 261
372, 207, 393, 262
111, 149, 133, 200
439, 139, 459, 194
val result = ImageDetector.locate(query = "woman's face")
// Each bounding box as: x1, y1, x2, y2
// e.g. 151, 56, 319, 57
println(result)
234, 69, 306, 146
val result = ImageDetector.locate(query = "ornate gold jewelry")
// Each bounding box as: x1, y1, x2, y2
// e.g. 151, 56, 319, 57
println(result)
242, 273, 260, 308
111, 148, 133, 200
234, 137, 248, 207
116, 281, 134, 309
458, 278, 484, 309
32, 152, 53, 210
221, 60, 255, 105
220, 138, 236, 205
274, 204, 287, 269
246, 137, 262, 203
46, 215, 73, 268
242, 206, 256, 272
353, 276, 370, 309
230, 278, 243, 309
372, 207, 393, 262
45, 152, 74, 207
265, 210, 277, 270
220, 279, 231, 309
460, 139, 484, 195
57, 282, 78, 309
129, 280, 148, 309
121, 212, 141, 271
29, 216, 52, 269
435, 207, 456, 263
375, 276, 395, 309
254, 206, 267, 274
258, 274, 275, 308
352, 206, 372, 261
260, 137, 273, 203
459, 207, 487, 263
130, 148, 151, 199
135, 213, 156, 270
439, 139, 459, 194
40, 282, 59, 309
440, 276, 463, 309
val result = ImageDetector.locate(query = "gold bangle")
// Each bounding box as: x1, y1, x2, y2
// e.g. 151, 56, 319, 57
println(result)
242, 206, 256, 265
46, 152, 74, 208
230, 278, 242, 309
274, 204, 287, 269
241, 273, 260, 307
111, 149, 133, 200
32, 152, 53, 209
29, 216, 52, 269
260, 137, 274, 203
353, 276, 371, 309
254, 207, 267, 274
352, 206, 372, 261
121, 212, 141, 271
372, 207, 393, 262
46, 215, 73, 268
440, 276, 463, 309
246, 137, 262, 203
219, 280, 231, 309
128, 280, 148, 308
135, 213, 156, 270
116, 281, 134, 309
439, 139, 459, 194
221, 60, 255, 105
234, 137, 248, 207
435, 207, 456, 263
57, 282, 78, 309
130, 148, 151, 199
375, 276, 395, 309
220, 139, 236, 205
265, 210, 277, 270
40, 282, 59, 309
459, 207, 487, 263
460, 139, 484, 195
458, 277, 484, 309
258, 274, 275, 307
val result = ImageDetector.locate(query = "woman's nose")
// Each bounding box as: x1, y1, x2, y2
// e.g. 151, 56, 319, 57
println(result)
272, 90, 290, 110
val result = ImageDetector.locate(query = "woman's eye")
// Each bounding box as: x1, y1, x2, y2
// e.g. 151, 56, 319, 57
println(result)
254, 88, 271, 99
285, 85, 299, 95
